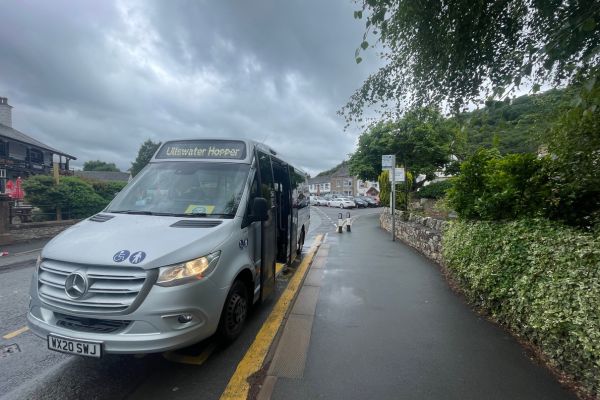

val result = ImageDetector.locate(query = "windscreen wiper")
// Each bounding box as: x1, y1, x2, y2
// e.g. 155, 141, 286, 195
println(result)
109, 210, 155, 215
108, 210, 235, 218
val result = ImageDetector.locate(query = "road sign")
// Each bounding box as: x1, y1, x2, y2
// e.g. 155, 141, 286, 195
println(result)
381, 155, 394, 168
388, 167, 405, 182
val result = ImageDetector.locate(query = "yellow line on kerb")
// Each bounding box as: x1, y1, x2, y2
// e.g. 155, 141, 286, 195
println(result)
3, 326, 29, 340
220, 234, 324, 400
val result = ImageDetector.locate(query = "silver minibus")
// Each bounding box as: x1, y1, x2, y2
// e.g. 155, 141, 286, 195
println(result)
27, 139, 310, 357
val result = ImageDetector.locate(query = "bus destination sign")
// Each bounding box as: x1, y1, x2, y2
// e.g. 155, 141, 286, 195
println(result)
156, 140, 247, 160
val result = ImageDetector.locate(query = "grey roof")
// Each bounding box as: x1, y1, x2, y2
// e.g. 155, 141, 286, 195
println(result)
75, 171, 131, 182
308, 175, 331, 185
332, 165, 350, 177
0, 123, 76, 159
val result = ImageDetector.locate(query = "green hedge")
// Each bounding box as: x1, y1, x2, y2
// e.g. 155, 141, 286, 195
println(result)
416, 180, 453, 199
443, 219, 600, 397
23, 175, 123, 219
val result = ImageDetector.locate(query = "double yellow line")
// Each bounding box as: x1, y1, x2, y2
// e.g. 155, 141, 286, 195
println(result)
220, 234, 323, 400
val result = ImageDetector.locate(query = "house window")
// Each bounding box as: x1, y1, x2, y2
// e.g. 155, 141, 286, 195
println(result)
28, 148, 44, 163
0, 142, 6, 157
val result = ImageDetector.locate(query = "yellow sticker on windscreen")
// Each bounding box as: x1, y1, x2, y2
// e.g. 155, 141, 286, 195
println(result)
185, 205, 215, 215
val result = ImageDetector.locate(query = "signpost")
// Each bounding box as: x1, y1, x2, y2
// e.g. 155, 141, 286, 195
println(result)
382, 155, 396, 241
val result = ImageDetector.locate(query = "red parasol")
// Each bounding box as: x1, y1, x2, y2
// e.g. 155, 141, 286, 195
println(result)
15, 177, 24, 200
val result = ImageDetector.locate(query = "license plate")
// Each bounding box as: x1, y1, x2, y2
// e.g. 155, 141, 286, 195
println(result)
47, 335, 102, 358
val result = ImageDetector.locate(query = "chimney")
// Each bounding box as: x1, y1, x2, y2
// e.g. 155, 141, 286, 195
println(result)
0, 97, 12, 127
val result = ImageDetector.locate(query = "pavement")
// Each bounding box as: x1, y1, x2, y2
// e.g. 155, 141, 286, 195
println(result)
261, 213, 577, 400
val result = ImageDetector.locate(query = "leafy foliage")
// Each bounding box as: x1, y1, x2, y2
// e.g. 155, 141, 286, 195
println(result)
542, 81, 600, 229
88, 180, 127, 202
378, 169, 413, 210
23, 176, 107, 219
349, 107, 457, 180
83, 160, 120, 172
444, 219, 600, 397
447, 149, 549, 220
416, 180, 453, 199
130, 139, 161, 177
458, 89, 573, 154
342, 0, 600, 124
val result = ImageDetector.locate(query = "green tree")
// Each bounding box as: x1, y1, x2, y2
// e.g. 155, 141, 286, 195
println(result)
342, 0, 600, 124
130, 139, 161, 177
349, 107, 457, 181
83, 160, 120, 172
542, 82, 600, 229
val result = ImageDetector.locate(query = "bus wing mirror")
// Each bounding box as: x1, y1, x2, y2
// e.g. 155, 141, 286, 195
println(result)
252, 197, 269, 222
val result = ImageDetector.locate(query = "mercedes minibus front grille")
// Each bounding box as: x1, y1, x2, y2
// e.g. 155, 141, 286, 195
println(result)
38, 259, 148, 314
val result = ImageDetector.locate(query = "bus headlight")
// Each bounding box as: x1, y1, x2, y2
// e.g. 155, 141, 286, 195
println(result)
156, 251, 221, 287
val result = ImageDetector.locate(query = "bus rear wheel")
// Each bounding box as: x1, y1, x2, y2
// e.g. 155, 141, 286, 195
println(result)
218, 280, 248, 343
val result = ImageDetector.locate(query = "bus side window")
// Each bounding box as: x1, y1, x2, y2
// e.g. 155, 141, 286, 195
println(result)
243, 172, 260, 227
257, 151, 274, 207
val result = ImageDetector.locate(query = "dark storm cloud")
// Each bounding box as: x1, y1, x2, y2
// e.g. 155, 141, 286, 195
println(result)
0, 0, 380, 174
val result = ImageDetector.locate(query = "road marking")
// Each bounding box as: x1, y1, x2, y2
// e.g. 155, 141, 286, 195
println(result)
220, 234, 323, 400
12, 248, 42, 256
3, 326, 29, 340
162, 341, 217, 365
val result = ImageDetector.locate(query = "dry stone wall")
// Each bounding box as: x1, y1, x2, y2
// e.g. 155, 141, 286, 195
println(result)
379, 208, 446, 264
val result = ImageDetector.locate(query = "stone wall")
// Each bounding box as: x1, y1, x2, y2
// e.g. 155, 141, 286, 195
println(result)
7, 220, 80, 243
379, 208, 446, 265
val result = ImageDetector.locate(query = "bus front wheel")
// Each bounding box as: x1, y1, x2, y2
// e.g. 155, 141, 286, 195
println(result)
218, 280, 248, 342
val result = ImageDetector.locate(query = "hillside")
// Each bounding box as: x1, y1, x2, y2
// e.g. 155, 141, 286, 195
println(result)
457, 89, 573, 154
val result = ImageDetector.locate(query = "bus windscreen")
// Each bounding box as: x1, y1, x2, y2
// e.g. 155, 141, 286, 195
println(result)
155, 140, 246, 160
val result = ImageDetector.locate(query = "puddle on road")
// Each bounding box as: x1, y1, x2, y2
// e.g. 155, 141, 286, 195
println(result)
323, 286, 365, 307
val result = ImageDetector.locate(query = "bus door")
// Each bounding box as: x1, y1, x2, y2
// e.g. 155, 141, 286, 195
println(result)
271, 158, 291, 264
257, 151, 276, 301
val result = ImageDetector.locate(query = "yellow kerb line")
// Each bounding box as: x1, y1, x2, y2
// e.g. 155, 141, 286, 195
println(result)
3, 326, 29, 340
220, 234, 324, 400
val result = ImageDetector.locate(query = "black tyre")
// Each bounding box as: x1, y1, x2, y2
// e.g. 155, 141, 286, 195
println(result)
218, 280, 249, 343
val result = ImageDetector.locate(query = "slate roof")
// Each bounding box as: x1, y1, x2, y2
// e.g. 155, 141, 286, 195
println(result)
75, 171, 131, 182
0, 123, 76, 159
308, 175, 331, 185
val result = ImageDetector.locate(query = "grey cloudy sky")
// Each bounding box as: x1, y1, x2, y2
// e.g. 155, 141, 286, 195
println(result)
0, 0, 381, 175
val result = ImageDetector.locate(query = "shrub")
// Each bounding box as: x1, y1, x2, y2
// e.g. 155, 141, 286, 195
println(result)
444, 219, 600, 397
378, 169, 413, 210
542, 82, 600, 230
23, 175, 108, 219
447, 149, 549, 220
89, 180, 127, 202
416, 180, 453, 199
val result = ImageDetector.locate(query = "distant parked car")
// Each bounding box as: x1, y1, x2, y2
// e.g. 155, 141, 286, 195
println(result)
315, 196, 328, 206
358, 196, 378, 207
353, 197, 368, 208
328, 197, 356, 208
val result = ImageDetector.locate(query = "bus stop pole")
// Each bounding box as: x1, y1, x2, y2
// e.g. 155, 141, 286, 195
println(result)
391, 157, 396, 242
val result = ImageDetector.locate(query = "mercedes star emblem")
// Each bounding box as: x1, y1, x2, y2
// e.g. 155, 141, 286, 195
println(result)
64, 272, 88, 299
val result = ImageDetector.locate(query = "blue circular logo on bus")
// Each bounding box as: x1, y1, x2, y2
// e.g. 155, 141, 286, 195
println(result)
129, 251, 146, 265
113, 250, 130, 263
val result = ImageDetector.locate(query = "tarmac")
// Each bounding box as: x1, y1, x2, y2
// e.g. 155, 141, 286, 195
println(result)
261, 213, 576, 400
0, 238, 49, 270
